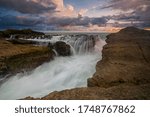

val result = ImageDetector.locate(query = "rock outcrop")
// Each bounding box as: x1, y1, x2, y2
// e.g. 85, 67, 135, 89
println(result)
48, 41, 71, 56
0, 39, 54, 79
24, 27, 150, 100
8, 39, 36, 45
0, 29, 44, 38
88, 27, 150, 88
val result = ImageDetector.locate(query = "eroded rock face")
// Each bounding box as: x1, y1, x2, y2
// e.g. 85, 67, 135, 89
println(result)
0, 40, 54, 79
54, 41, 71, 56
88, 27, 150, 88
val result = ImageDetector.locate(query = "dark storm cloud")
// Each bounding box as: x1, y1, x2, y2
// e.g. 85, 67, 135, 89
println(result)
0, 14, 109, 30
0, 0, 56, 14
101, 0, 150, 11
0, 15, 43, 28
0, 15, 18, 26
46, 16, 108, 27
111, 13, 140, 21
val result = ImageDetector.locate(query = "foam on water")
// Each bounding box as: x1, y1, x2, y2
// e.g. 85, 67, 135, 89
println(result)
0, 35, 106, 99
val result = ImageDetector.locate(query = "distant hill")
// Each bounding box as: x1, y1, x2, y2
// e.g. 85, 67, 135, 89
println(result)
0, 29, 44, 38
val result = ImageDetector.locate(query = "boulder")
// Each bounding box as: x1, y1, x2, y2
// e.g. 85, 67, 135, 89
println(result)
54, 41, 71, 56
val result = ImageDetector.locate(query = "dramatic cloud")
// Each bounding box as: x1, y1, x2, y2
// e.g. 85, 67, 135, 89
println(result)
79, 9, 88, 16
0, 0, 56, 14
0, 15, 42, 28
0, 13, 108, 30
53, 4, 77, 17
101, 0, 150, 27
46, 16, 108, 27
104, 0, 150, 11
0, 0, 149, 31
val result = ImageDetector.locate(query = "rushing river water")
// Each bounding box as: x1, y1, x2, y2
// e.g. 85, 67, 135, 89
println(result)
0, 34, 106, 99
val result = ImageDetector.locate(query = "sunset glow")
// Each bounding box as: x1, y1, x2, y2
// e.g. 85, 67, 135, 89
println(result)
0, 0, 150, 31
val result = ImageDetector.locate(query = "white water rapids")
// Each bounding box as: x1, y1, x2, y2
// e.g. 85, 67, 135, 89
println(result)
0, 34, 106, 99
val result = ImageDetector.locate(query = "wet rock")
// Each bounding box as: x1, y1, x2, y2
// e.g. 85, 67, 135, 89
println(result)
47, 42, 53, 49
8, 39, 36, 45
0, 63, 9, 78
0, 40, 54, 79
54, 41, 71, 56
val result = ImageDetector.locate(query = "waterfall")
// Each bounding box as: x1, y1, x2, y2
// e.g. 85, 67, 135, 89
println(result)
69, 35, 97, 54
0, 34, 106, 100
26, 35, 100, 54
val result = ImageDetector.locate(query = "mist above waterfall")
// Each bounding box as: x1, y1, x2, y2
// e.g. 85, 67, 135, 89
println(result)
0, 34, 106, 99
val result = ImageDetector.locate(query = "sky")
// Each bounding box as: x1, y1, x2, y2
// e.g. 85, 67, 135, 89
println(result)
0, 0, 150, 32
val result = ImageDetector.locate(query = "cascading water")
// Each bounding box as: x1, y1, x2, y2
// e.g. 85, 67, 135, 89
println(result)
0, 34, 106, 99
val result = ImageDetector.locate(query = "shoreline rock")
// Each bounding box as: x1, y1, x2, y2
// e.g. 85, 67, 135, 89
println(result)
0, 29, 44, 38
48, 41, 72, 56
88, 27, 150, 88
0, 39, 54, 80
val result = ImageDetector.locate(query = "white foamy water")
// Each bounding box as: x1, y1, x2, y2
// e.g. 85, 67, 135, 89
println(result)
0, 35, 106, 99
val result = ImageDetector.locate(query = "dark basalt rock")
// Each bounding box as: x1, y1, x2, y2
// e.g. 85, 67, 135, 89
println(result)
53, 41, 71, 56
0, 29, 44, 38
8, 39, 36, 45
0, 63, 9, 79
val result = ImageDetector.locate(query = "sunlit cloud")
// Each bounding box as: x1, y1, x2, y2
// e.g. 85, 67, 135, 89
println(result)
0, 0, 149, 31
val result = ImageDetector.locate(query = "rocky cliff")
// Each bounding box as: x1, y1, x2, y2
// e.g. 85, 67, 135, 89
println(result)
24, 27, 150, 100
88, 27, 150, 88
